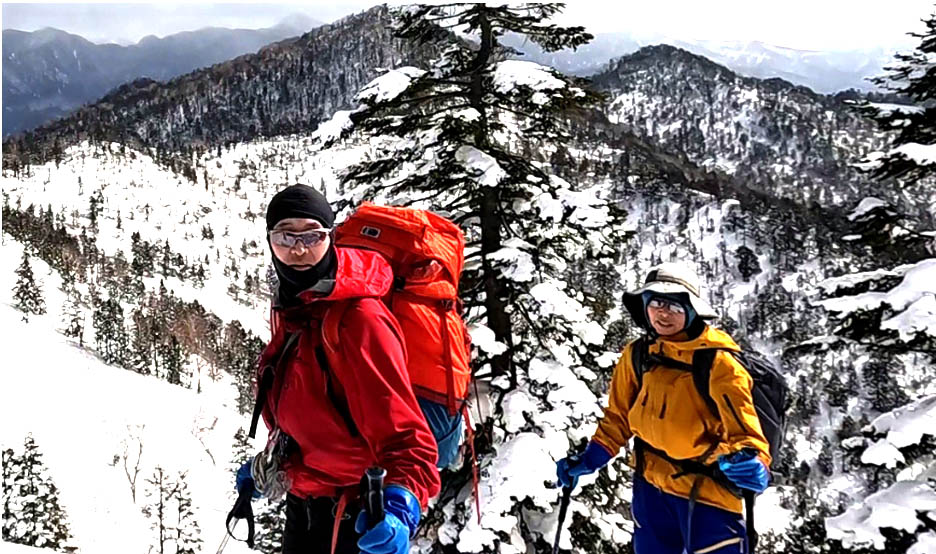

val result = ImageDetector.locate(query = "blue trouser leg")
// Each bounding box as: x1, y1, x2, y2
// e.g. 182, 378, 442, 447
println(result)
632, 476, 748, 554
632, 476, 685, 554
417, 397, 463, 469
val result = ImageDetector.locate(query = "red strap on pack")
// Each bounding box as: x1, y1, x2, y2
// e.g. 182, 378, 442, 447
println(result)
330, 489, 354, 554
463, 404, 481, 525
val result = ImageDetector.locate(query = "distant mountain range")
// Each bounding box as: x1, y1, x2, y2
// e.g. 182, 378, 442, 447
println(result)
3, 11, 896, 140
506, 32, 895, 94
2, 15, 322, 137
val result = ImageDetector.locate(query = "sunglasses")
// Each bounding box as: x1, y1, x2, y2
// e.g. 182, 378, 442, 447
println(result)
647, 297, 686, 315
269, 228, 331, 248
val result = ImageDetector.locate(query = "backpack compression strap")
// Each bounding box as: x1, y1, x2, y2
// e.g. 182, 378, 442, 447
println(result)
249, 332, 301, 439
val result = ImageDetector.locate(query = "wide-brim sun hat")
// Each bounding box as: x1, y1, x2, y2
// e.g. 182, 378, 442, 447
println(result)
622, 262, 717, 331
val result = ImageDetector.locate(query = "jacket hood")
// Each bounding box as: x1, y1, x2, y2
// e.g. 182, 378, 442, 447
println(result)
275, 247, 392, 307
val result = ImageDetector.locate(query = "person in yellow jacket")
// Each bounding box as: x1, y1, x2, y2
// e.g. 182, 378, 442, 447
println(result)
556, 262, 771, 554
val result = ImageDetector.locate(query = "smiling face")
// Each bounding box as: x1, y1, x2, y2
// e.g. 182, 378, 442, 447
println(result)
269, 218, 331, 270
646, 296, 688, 336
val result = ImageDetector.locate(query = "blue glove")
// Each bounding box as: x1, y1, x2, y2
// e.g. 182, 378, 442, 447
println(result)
235, 460, 261, 499
355, 485, 420, 554
718, 449, 769, 494
556, 441, 613, 489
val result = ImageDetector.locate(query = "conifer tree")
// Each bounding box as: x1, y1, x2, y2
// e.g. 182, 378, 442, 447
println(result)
331, 4, 631, 549
818, 16, 936, 551
172, 473, 202, 554
857, 11, 936, 186
142, 466, 172, 554
338, 3, 622, 384
131, 231, 156, 277
2, 448, 15, 542
88, 189, 104, 230
61, 279, 85, 345
161, 334, 186, 386
14, 249, 46, 321
93, 297, 129, 366
2, 435, 74, 551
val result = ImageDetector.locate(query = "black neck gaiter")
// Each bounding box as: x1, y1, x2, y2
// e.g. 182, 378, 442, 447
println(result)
271, 244, 337, 306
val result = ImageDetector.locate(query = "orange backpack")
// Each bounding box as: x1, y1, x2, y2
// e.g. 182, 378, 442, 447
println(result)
323, 202, 472, 416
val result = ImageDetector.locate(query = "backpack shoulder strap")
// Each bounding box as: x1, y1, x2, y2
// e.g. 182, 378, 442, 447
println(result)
690, 348, 721, 418
630, 336, 649, 389
248, 331, 300, 439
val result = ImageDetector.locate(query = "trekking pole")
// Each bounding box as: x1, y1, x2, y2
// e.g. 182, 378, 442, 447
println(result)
552, 486, 572, 554
215, 520, 234, 554
364, 466, 387, 526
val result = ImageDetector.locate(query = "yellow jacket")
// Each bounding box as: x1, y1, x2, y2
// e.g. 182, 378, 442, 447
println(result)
592, 325, 771, 513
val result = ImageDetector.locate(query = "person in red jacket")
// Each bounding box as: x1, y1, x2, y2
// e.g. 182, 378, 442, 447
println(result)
235, 184, 440, 554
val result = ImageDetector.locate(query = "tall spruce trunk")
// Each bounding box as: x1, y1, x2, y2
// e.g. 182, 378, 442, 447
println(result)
472, 8, 514, 388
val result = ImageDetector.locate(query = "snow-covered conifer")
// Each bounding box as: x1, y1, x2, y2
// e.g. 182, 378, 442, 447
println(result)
2, 435, 74, 551
814, 19, 936, 548
172, 473, 202, 554
331, 3, 631, 550
13, 249, 46, 321
857, 11, 936, 186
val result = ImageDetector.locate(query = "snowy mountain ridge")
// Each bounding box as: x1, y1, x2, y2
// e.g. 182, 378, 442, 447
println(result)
1, 18, 323, 138
508, 31, 894, 93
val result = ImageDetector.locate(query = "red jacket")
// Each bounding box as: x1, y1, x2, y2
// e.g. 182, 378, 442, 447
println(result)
259, 247, 440, 508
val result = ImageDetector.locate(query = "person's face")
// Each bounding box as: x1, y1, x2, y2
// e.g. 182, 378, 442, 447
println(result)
269, 218, 331, 270
646, 296, 688, 336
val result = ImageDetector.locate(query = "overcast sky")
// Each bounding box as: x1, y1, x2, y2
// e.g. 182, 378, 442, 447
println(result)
2, 1, 931, 51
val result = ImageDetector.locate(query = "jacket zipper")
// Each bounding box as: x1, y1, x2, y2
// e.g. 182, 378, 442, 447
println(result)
723, 394, 748, 433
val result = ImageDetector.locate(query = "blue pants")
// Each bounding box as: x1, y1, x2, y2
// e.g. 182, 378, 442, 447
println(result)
632, 476, 747, 554
417, 397, 463, 469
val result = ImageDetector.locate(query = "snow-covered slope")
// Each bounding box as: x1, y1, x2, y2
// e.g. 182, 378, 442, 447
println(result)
0, 236, 265, 554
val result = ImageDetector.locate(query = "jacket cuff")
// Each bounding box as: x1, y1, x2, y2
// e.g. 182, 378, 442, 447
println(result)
583, 441, 614, 471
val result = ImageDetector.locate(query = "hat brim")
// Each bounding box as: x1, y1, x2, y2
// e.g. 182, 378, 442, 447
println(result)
629, 282, 718, 319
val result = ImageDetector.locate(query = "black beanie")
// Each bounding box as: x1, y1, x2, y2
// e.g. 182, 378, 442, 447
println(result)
265, 184, 335, 230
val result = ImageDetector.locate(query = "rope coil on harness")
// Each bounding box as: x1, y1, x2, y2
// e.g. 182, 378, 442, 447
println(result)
252, 428, 294, 502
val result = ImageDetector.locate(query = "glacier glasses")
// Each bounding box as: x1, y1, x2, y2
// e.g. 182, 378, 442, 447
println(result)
269, 228, 332, 249
646, 296, 687, 315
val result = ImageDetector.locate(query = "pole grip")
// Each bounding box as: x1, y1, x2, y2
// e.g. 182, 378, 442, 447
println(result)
365, 466, 386, 526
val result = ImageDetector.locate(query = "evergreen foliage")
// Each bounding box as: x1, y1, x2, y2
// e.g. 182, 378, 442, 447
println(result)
13, 249, 46, 321
171, 474, 202, 554
93, 296, 130, 366
61, 278, 85, 344
857, 11, 936, 186
340, 3, 623, 386
2, 435, 74, 551
253, 499, 287, 553
140, 466, 201, 554
813, 15, 936, 551
334, 3, 634, 549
